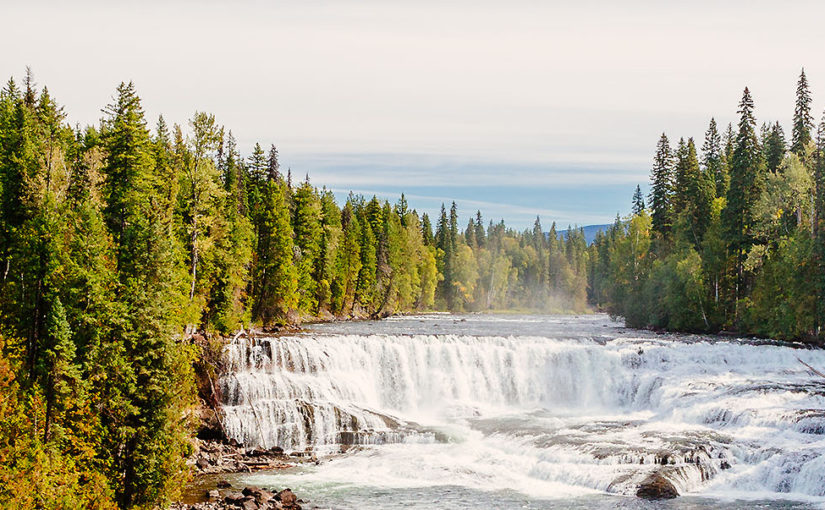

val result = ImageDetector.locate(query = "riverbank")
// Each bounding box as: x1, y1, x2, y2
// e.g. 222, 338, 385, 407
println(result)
176, 438, 319, 509
172, 485, 304, 510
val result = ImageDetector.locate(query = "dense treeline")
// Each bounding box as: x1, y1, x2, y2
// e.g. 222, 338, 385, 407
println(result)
0, 71, 590, 508
590, 69, 825, 342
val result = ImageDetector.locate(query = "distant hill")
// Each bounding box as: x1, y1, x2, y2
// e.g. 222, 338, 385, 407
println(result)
556, 224, 611, 245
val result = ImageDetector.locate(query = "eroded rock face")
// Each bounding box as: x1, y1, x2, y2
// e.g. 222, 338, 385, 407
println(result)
636, 473, 679, 499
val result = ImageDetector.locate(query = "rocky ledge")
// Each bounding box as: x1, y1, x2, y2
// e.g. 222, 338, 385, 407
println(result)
191, 439, 311, 474
172, 486, 303, 510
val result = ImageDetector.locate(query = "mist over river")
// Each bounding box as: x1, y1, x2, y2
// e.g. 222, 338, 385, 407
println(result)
219, 314, 825, 509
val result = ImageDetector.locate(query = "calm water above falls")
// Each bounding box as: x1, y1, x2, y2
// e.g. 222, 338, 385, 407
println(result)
219, 314, 825, 509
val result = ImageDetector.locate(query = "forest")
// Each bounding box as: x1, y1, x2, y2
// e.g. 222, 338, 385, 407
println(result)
0, 71, 589, 508
590, 69, 825, 343
1, 66, 823, 508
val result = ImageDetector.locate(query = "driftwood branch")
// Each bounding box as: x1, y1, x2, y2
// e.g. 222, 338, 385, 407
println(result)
798, 357, 825, 379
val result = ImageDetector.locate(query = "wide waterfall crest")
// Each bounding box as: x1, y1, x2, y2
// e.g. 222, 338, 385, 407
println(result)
219, 319, 825, 500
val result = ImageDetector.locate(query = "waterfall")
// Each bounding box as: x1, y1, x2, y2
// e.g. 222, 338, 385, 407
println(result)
219, 325, 825, 498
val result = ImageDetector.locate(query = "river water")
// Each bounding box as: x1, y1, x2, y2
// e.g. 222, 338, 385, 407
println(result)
219, 314, 825, 509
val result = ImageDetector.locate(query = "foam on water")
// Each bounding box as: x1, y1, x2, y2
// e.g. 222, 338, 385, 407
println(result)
219, 314, 825, 506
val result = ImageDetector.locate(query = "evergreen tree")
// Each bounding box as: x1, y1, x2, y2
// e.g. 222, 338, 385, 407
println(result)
763, 121, 787, 173
632, 185, 645, 215
100, 81, 194, 507
672, 138, 690, 214
247, 142, 267, 184
680, 138, 714, 248
474, 210, 486, 247
421, 212, 434, 246
722, 87, 764, 323
701, 118, 726, 198
649, 133, 673, 244
292, 179, 322, 313
792, 68, 814, 156
435, 204, 453, 308
252, 180, 297, 324
332, 200, 362, 313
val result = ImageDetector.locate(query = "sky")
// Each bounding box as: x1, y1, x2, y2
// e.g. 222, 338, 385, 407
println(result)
3, 0, 825, 228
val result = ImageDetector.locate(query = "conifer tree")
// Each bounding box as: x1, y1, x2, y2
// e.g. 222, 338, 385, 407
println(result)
252, 180, 298, 324
632, 185, 645, 214
672, 138, 690, 215
722, 87, 764, 322
474, 210, 486, 247
681, 138, 714, 247
763, 121, 787, 173
449, 201, 459, 251
701, 118, 726, 198
292, 179, 323, 313
100, 81, 194, 507
435, 204, 453, 308
792, 68, 814, 156
332, 200, 362, 313
247, 142, 267, 184
465, 217, 477, 248
649, 133, 673, 244
421, 212, 434, 246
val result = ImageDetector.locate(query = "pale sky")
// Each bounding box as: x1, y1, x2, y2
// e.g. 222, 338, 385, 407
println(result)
3, 0, 825, 227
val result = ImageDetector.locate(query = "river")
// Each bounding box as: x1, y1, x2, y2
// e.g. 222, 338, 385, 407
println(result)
218, 314, 825, 509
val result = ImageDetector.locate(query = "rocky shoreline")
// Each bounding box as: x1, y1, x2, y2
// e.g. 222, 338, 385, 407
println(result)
171, 486, 303, 510
189, 439, 314, 475
174, 438, 320, 509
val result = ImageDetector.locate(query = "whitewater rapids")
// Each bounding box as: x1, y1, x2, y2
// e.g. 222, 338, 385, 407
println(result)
219, 314, 825, 508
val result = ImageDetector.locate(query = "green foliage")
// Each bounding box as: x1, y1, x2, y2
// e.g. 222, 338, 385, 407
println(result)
592, 71, 823, 342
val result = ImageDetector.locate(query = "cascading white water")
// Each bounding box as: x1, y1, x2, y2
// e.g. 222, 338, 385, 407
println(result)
219, 314, 825, 503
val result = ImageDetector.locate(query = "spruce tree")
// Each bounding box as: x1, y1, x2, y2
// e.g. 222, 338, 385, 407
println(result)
632, 185, 645, 215
267, 144, 280, 182
672, 138, 690, 215
333, 200, 362, 313
792, 68, 814, 156
247, 142, 267, 184
100, 81, 154, 264
252, 180, 298, 324
435, 204, 453, 308
701, 118, 726, 198
101, 81, 194, 507
292, 179, 323, 313
649, 133, 673, 243
722, 87, 764, 322
681, 138, 714, 247
474, 210, 486, 247
763, 121, 787, 173
421, 212, 434, 246
449, 201, 459, 251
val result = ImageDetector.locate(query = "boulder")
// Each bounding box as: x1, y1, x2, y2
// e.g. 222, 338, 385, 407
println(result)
224, 491, 245, 505
276, 488, 300, 509
239, 496, 259, 510
241, 486, 273, 505
217, 480, 231, 489
206, 489, 220, 500
636, 472, 679, 499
